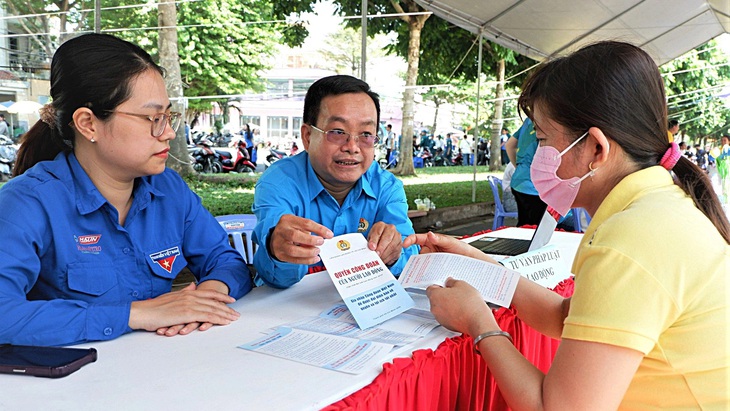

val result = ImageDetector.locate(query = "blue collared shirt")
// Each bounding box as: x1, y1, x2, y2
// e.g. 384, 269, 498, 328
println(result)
0, 152, 251, 346
511, 118, 539, 195
252, 152, 418, 288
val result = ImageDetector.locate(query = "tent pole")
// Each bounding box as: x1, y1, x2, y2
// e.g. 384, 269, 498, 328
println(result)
95, 0, 101, 33
472, 31, 483, 202
360, 0, 367, 82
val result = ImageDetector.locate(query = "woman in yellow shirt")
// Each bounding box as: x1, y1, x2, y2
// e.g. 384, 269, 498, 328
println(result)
405, 41, 729, 410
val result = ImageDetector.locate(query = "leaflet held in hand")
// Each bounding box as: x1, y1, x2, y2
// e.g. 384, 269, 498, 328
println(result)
319, 233, 414, 330
399, 253, 520, 308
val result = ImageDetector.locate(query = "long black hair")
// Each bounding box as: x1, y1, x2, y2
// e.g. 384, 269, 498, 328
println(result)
519, 41, 729, 243
14, 33, 163, 176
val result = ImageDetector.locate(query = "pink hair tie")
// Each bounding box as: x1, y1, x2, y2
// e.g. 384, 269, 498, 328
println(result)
659, 142, 681, 170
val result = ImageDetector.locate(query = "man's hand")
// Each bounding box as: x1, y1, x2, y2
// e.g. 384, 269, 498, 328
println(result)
269, 214, 334, 265
367, 222, 403, 266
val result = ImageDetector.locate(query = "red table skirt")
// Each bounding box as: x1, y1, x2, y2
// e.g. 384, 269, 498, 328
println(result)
323, 278, 575, 411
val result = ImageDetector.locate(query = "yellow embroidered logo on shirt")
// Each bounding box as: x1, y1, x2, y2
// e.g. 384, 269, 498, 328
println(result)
357, 218, 369, 232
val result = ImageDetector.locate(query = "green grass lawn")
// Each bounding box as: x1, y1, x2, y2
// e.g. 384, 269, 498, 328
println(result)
1, 165, 503, 216
188, 165, 502, 216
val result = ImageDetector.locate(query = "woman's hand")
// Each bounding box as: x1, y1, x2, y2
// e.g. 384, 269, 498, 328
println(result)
129, 282, 240, 336
427, 277, 497, 337
403, 231, 497, 263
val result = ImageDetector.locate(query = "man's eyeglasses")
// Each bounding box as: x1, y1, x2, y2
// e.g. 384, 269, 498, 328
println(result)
309, 124, 379, 148
108, 111, 183, 137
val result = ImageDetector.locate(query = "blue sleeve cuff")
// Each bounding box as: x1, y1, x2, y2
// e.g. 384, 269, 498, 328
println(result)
201, 267, 253, 299
253, 227, 307, 289
86, 302, 133, 341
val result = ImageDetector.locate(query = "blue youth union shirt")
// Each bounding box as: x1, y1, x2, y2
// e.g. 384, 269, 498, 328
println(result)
0, 152, 251, 346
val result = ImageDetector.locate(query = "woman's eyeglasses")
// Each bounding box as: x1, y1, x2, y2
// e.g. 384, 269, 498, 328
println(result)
309, 124, 379, 148
109, 111, 183, 137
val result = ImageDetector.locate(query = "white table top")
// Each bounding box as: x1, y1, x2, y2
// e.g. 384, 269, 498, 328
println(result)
0, 272, 456, 411
0, 228, 582, 411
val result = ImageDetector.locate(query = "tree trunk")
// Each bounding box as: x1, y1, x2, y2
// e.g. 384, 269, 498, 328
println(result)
489, 59, 506, 171
158, 1, 194, 176
392, 7, 428, 176
432, 98, 440, 135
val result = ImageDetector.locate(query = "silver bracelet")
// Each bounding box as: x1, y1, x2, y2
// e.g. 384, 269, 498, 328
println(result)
473, 330, 513, 354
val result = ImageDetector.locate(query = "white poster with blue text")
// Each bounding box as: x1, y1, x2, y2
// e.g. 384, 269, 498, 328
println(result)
319, 233, 414, 330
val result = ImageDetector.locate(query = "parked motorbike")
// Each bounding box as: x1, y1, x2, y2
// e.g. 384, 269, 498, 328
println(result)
220, 141, 257, 174
265, 148, 288, 168
188, 138, 222, 173
0, 135, 17, 180
416, 147, 434, 167
451, 151, 464, 166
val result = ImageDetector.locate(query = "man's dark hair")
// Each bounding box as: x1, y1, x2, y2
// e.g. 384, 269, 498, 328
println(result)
668, 119, 679, 128
303, 75, 380, 127
386, 124, 392, 129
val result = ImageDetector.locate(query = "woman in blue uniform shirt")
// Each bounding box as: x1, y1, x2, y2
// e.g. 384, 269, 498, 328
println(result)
0, 33, 252, 346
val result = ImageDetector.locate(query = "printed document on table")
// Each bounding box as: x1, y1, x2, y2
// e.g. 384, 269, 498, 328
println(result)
319, 233, 414, 330
399, 253, 520, 308
239, 326, 393, 375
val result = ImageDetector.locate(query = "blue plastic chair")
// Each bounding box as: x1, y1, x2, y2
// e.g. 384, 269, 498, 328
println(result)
215, 214, 257, 263
487, 176, 518, 230
570, 207, 592, 233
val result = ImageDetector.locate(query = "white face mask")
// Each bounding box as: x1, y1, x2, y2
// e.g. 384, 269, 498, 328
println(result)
530, 132, 595, 216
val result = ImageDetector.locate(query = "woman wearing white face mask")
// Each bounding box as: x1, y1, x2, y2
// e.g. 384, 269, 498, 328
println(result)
403, 41, 729, 410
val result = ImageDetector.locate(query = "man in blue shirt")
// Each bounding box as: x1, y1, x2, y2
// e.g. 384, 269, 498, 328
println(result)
253, 75, 418, 288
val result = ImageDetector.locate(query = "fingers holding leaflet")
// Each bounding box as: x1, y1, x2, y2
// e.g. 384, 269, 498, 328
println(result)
270, 214, 334, 264
367, 222, 403, 265
427, 277, 496, 336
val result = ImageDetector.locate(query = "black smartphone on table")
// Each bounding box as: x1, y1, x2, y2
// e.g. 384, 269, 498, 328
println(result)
0, 344, 97, 378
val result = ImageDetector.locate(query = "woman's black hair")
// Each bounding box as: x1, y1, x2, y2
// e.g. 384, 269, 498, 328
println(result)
14, 33, 163, 176
518, 41, 729, 243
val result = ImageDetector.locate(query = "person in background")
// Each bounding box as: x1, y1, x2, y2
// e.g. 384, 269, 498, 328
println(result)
406, 41, 729, 410
252, 75, 418, 288
0, 33, 252, 347
242, 123, 255, 163
0, 114, 8, 138
667, 119, 679, 143
476, 137, 489, 166
694, 143, 707, 172
444, 132, 454, 164
505, 118, 547, 225
459, 135, 473, 166
500, 127, 511, 165
385, 124, 396, 165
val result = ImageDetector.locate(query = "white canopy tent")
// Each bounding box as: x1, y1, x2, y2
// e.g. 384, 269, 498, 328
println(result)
413, 0, 730, 65
413, 0, 730, 202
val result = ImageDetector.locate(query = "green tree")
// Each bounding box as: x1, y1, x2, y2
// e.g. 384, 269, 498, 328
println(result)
275, 2, 534, 175
662, 40, 730, 144
100, 1, 281, 120
317, 27, 391, 77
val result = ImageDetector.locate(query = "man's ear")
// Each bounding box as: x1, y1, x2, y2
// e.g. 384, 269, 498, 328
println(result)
301, 124, 311, 151
72, 107, 99, 143
586, 126, 611, 168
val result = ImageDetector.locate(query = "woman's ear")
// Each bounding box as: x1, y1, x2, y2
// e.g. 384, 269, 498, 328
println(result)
72, 107, 99, 143
586, 126, 611, 168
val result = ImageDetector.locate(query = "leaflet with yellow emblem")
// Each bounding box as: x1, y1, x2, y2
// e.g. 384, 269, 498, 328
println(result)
319, 233, 415, 330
